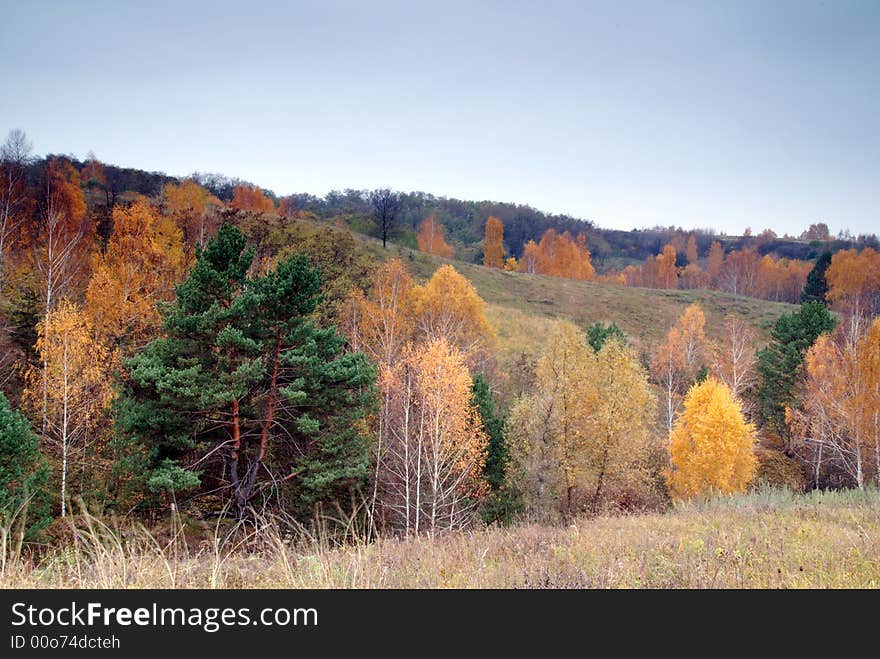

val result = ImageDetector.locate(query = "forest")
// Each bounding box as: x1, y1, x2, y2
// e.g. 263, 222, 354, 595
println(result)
1, 128, 880, 586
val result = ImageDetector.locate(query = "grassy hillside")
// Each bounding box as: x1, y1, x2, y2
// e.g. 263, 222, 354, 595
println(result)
4, 490, 877, 588
352, 232, 796, 355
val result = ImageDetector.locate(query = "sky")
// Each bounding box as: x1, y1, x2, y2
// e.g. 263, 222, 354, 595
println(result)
1, 0, 878, 236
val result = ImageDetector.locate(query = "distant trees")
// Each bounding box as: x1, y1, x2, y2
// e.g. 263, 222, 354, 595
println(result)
801, 251, 832, 304
483, 216, 505, 268
667, 377, 757, 499
514, 228, 594, 280
85, 199, 187, 353
417, 214, 455, 258
800, 223, 831, 241
163, 179, 215, 249
369, 188, 402, 249
230, 184, 274, 213
0, 129, 32, 302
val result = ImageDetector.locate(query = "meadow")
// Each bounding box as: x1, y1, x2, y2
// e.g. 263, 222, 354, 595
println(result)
3, 489, 878, 588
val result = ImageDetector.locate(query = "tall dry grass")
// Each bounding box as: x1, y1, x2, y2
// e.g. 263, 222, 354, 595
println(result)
2, 489, 879, 588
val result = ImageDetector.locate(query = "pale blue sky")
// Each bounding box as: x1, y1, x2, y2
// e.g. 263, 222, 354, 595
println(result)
1, 0, 877, 235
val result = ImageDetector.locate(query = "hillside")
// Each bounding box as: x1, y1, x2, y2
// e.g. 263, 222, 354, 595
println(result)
350, 228, 796, 351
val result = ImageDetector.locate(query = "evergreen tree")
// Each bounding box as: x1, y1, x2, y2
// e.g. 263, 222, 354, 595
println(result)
114, 224, 375, 518
754, 302, 836, 440
0, 392, 50, 539
586, 322, 626, 352
471, 374, 519, 524
801, 251, 832, 304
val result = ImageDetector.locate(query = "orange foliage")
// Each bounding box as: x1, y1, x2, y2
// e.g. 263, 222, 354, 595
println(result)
483, 216, 505, 268
230, 185, 275, 213
417, 214, 455, 259
528, 228, 594, 280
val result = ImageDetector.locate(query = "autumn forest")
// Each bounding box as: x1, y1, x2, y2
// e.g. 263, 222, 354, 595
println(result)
1, 129, 880, 587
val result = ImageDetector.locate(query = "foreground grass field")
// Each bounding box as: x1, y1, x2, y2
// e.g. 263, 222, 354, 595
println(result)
3, 490, 878, 588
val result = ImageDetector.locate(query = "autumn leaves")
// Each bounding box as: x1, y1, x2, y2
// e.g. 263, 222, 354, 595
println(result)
341, 261, 493, 533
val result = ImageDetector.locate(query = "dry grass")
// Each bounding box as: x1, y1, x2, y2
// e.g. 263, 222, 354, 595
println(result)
3, 490, 879, 588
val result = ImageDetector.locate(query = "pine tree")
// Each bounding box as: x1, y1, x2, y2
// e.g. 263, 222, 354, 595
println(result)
471, 374, 518, 523
113, 224, 375, 518
587, 322, 626, 352
801, 251, 832, 304
0, 392, 50, 539
754, 301, 836, 441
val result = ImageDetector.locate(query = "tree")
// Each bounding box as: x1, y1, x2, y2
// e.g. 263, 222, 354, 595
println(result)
510, 322, 655, 520
754, 302, 836, 441
483, 216, 505, 268
519, 240, 539, 274
586, 321, 625, 352
656, 244, 679, 289
379, 338, 488, 534
30, 158, 94, 435
789, 319, 880, 489
369, 188, 401, 249
416, 214, 455, 258
800, 223, 830, 241
0, 129, 32, 302
651, 304, 708, 434
533, 229, 594, 280
706, 240, 724, 288
685, 234, 698, 264
114, 224, 375, 518
801, 251, 832, 304
825, 247, 880, 340
85, 198, 187, 353
23, 301, 112, 516
667, 377, 757, 499
230, 185, 274, 213
163, 179, 214, 248
471, 373, 516, 522
412, 265, 494, 365
0, 392, 50, 540
710, 315, 758, 408
718, 248, 760, 296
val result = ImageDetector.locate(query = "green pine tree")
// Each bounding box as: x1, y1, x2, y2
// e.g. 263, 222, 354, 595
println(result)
801, 251, 832, 304
113, 224, 375, 519
471, 374, 520, 524
0, 392, 51, 540
754, 301, 836, 440
587, 322, 626, 353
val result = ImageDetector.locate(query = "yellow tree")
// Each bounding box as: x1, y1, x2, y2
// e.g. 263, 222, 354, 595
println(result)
685, 233, 698, 265
706, 240, 724, 288
651, 304, 708, 433
381, 338, 487, 533
23, 301, 112, 516
656, 244, 679, 289
509, 323, 655, 519
857, 319, 880, 489
483, 216, 505, 268
509, 322, 593, 519
86, 198, 187, 353
163, 179, 214, 249
416, 214, 455, 259
412, 265, 494, 364
826, 247, 880, 341
667, 377, 757, 499
519, 239, 539, 274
